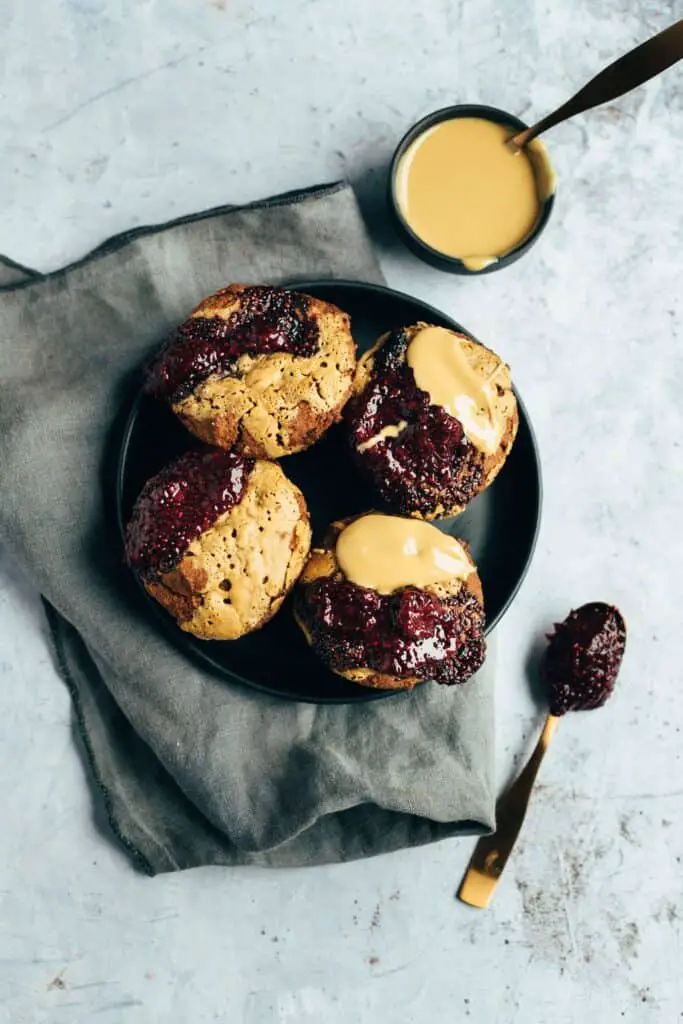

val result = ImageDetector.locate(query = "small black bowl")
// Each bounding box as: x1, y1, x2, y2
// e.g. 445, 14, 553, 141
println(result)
388, 104, 556, 275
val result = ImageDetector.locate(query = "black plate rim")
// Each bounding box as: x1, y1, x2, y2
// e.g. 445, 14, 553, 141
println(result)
115, 279, 542, 703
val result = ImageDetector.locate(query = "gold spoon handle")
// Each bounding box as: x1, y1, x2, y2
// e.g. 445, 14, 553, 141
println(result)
458, 714, 560, 908
512, 18, 683, 148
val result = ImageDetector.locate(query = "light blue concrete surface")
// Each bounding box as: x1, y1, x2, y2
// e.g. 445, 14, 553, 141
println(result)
1, 1, 681, 1021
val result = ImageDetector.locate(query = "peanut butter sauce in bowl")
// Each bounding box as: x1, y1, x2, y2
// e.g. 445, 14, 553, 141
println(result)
389, 104, 556, 274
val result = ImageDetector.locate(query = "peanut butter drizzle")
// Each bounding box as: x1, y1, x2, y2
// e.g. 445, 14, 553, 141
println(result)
406, 326, 507, 454
335, 514, 474, 595
357, 420, 407, 452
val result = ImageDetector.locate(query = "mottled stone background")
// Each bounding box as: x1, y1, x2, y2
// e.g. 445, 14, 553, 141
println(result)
0, 0, 681, 1021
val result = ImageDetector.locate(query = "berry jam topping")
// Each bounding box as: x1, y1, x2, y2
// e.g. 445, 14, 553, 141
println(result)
545, 602, 626, 715
298, 577, 485, 684
345, 329, 484, 515
124, 448, 253, 580
144, 286, 320, 402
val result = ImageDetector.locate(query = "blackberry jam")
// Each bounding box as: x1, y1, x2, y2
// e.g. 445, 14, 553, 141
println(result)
124, 448, 253, 580
144, 286, 320, 402
299, 576, 486, 685
545, 602, 626, 715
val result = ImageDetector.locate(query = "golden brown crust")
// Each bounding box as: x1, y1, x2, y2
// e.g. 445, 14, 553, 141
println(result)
172, 284, 357, 458
295, 513, 483, 691
350, 323, 518, 520
176, 407, 239, 452
144, 461, 311, 641
342, 668, 419, 690
351, 333, 386, 397
145, 577, 197, 624
481, 401, 519, 491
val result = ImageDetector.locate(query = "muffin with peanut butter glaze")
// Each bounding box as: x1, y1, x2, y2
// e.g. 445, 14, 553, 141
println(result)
144, 284, 357, 459
294, 512, 486, 690
124, 448, 311, 641
345, 322, 518, 519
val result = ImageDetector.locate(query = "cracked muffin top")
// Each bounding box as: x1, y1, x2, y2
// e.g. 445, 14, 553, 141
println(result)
345, 323, 518, 519
144, 284, 357, 459
294, 512, 486, 690
124, 448, 311, 641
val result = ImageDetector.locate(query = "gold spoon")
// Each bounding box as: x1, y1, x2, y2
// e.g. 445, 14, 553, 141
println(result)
458, 713, 559, 909
509, 18, 683, 150
458, 602, 627, 909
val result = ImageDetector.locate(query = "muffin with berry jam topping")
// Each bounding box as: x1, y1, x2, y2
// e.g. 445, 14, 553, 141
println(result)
124, 448, 311, 641
346, 322, 518, 519
144, 284, 356, 459
294, 512, 486, 690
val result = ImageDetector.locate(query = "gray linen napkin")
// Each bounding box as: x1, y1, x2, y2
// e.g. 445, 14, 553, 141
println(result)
0, 182, 495, 873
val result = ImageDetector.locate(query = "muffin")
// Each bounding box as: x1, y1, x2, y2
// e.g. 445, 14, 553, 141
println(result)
124, 448, 311, 640
294, 512, 486, 690
346, 322, 518, 519
144, 284, 356, 458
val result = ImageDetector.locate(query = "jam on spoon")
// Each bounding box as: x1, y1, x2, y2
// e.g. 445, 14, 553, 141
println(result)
545, 601, 627, 715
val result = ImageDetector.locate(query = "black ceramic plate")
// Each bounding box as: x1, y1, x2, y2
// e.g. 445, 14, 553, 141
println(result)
116, 281, 541, 703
